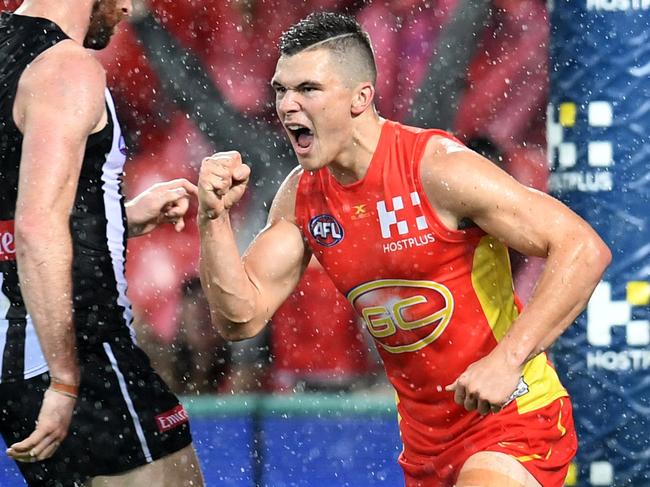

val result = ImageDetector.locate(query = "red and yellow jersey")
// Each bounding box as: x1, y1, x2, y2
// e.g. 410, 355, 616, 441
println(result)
295, 120, 569, 476
270, 262, 371, 384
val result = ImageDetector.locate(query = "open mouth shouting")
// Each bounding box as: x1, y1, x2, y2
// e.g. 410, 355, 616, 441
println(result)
285, 123, 314, 156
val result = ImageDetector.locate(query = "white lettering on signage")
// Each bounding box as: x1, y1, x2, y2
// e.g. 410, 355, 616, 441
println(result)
587, 282, 649, 347
548, 172, 613, 193
587, 350, 650, 370
585, 282, 650, 371
587, 0, 650, 11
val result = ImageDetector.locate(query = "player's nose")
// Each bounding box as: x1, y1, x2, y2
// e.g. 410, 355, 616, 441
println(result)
277, 90, 301, 115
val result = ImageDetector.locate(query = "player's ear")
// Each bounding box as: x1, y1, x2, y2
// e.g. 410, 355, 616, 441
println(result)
351, 82, 374, 116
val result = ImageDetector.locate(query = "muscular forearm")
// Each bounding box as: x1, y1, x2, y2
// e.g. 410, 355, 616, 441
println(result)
199, 213, 264, 340
15, 216, 79, 384
497, 228, 611, 367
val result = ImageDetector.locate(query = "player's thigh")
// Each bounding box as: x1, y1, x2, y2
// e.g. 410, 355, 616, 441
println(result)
456, 451, 541, 487
87, 444, 204, 487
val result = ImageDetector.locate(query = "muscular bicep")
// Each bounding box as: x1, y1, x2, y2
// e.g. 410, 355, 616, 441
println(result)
422, 143, 592, 257
15, 43, 106, 218
242, 167, 311, 323
243, 220, 310, 322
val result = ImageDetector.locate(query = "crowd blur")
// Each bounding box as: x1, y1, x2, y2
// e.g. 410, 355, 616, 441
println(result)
2, 0, 550, 396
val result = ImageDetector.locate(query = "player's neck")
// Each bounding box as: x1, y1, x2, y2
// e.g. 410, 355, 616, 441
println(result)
328, 114, 384, 185
15, 0, 93, 45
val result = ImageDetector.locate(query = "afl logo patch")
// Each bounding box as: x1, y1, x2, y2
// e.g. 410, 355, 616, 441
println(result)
309, 214, 344, 247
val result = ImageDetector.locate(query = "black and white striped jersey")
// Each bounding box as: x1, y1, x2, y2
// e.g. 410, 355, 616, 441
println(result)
0, 13, 135, 383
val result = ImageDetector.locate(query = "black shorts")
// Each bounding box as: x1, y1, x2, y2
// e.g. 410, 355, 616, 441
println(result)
0, 335, 192, 487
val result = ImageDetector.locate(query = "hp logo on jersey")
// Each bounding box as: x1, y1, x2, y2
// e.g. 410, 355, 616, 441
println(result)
376, 192, 435, 253
309, 214, 344, 247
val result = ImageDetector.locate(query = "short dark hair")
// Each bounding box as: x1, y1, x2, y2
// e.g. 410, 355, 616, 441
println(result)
279, 12, 377, 84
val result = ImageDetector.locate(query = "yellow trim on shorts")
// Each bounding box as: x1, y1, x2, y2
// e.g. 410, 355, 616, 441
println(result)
514, 453, 543, 463
565, 462, 578, 485
557, 398, 567, 435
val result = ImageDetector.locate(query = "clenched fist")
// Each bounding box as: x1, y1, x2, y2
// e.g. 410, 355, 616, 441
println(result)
198, 151, 251, 220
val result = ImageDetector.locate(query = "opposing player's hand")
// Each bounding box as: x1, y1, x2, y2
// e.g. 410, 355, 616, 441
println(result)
198, 151, 251, 221
445, 348, 523, 415
125, 178, 198, 237
6, 388, 76, 462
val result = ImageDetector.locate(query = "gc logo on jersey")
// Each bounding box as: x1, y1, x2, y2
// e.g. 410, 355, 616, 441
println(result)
347, 279, 454, 354
376, 192, 435, 253
309, 214, 344, 247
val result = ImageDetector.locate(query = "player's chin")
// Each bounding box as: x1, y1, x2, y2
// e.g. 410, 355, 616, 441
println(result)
293, 145, 322, 170
295, 155, 322, 172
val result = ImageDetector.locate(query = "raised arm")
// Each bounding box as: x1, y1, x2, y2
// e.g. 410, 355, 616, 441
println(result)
8, 42, 107, 460
421, 138, 611, 412
198, 152, 310, 341
129, 9, 294, 237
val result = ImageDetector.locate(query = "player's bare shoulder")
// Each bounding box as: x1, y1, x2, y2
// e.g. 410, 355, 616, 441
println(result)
419, 133, 476, 193
268, 165, 304, 226
418, 133, 496, 227
28, 39, 105, 81
424, 133, 472, 164
14, 40, 106, 132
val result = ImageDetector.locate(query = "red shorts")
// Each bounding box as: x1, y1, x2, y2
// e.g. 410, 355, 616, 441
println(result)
400, 397, 577, 487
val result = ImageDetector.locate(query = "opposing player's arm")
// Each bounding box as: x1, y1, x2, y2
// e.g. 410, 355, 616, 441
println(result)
7, 41, 107, 461
14, 42, 106, 385
199, 161, 310, 341
422, 138, 611, 366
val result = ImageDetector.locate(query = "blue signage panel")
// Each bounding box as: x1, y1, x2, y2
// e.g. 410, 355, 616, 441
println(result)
549, 1, 650, 485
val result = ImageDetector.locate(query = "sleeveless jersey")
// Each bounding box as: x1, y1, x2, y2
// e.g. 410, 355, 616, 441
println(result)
295, 120, 568, 463
0, 13, 133, 383
270, 263, 371, 387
